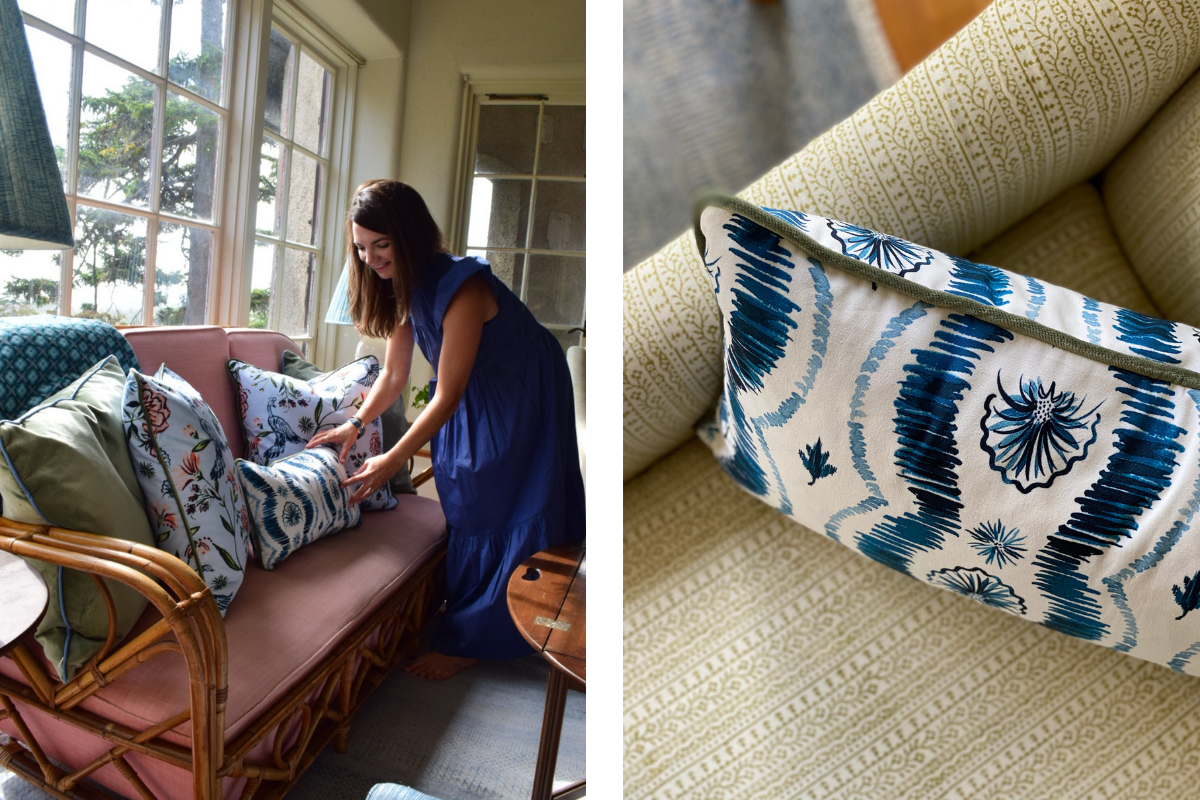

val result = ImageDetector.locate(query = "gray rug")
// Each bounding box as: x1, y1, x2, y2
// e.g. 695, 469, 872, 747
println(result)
0, 655, 584, 800
623, 0, 900, 270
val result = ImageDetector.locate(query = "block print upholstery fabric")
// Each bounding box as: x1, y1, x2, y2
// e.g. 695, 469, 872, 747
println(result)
0, 316, 139, 421
123, 366, 252, 614
228, 356, 397, 511
235, 447, 361, 569
622, 0, 1200, 481
698, 198, 1200, 674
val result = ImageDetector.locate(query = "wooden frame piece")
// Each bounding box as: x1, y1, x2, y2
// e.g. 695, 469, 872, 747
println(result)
0, 518, 444, 800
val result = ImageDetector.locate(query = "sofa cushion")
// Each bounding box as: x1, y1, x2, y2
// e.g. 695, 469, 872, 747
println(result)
228, 357, 397, 511
26, 494, 448, 750
122, 326, 241, 459
281, 350, 418, 496
696, 196, 1200, 674
236, 448, 362, 569
123, 366, 253, 612
0, 357, 154, 680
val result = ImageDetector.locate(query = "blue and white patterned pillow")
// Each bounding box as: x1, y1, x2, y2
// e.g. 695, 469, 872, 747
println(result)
697, 196, 1200, 676
228, 356, 397, 511
235, 447, 362, 570
123, 366, 252, 614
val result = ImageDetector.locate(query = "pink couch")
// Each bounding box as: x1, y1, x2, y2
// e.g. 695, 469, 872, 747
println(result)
0, 327, 447, 800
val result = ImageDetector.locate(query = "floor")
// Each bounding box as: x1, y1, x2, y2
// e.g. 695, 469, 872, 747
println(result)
873, 0, 991, 72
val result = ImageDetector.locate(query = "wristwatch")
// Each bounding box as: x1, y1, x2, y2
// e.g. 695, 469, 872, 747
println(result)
348, 416, 366, 438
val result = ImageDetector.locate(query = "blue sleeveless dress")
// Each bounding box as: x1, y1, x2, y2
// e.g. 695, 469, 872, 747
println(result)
409, 253, 586, 659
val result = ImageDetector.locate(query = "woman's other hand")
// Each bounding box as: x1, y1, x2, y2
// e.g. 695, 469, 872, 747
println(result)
306, 421, 358, 463
343, 452, 400, 505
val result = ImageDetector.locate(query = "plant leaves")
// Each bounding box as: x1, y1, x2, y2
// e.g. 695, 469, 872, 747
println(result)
192, 439, 211, 452
215, 542, 242, 571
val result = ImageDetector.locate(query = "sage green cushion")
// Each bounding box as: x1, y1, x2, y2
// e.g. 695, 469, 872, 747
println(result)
281, 351, 417, 495
0, 357, 154, 681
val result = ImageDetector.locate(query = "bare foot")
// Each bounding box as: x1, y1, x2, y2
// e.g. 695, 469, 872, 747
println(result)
404, 651, 479, 680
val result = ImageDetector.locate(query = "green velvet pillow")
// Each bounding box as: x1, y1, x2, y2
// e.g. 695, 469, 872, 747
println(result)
281, 351, 417, 495
0, 357, 155, 681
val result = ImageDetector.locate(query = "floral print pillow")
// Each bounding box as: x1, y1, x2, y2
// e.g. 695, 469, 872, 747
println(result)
227, 356, 397, 511
123, 366, 252, 614
235, 447, 362, 570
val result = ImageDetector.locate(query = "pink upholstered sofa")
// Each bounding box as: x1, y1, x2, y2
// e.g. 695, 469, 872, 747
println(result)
0, 326, 447, 800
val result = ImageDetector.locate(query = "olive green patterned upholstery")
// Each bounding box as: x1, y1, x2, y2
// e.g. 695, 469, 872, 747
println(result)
623, 0, 1200, 795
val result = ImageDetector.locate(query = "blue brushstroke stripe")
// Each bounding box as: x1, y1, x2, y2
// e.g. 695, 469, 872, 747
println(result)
1025, 277, 1046, 321
855, 314, 1013, 573
723, 214, 801, 394
1035, 368, 1186, 640
764, 207, 810, 231
825, 301, 931, 542
945, 256, 1012, 307
1102, 390, 1200, 652
1115, 308, 1181, 364
718, 382, 769, 495
1082, 297, 1102, 345
757, 259, 834, 429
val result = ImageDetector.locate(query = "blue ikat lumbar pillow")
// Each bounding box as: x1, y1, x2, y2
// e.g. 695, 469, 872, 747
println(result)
235, 447, 362, 570
695, 195, 1200, 675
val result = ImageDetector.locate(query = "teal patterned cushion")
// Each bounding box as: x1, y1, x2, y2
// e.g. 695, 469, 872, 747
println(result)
0, 317, 138, 420
235, 447, 361, 570
123, 366, 253, 614
697, 195, 1200, 675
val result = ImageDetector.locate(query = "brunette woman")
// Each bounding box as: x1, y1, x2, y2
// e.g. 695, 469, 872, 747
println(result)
308, 179, 585, 679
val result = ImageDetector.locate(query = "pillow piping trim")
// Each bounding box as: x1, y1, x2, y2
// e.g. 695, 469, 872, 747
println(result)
693, 194, 1200, 392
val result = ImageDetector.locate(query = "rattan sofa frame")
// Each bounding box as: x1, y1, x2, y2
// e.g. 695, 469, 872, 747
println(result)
0, 499, 445, 800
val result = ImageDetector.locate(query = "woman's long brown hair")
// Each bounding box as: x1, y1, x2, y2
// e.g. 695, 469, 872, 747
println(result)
345, 179, 444, 338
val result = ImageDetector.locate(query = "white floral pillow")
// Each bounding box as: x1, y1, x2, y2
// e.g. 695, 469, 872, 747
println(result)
697, 195, 1200, 675
227, 356, 397, 511
235, 447, 362, 569
123, 366, 252, 614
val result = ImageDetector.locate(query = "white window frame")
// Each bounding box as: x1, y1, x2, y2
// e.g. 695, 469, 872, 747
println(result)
20, 0, 235, 323
450, 77, 586, 347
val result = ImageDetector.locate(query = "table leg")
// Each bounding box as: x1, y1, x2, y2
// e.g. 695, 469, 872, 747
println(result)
531, 667, 569, 800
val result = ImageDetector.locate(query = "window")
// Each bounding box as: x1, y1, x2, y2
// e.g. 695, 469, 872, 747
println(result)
7, 0, 232, 325
454, 87, 586, 351
248, 23, 333, 341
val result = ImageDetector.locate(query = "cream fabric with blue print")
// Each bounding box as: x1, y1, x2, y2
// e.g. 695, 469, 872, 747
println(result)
697, 198, 1200, 674
235, 447, 362, 570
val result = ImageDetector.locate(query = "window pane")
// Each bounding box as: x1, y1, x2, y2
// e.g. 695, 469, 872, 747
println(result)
276, 247, 312, 337
256, 136, 284, 236
293, 50, 330, 155
25, 25, 73, 191
85, 0, 162, 74
286, 150, 322, 246
526, 255, 584, 326
72, 206, 147, 324
250, 241, 277, 328
161, 92, 220, 220
168, 0, 228, 104
0, 250, 63, 316
475, 105, 538, 175
466, 178, 531, 250
264, 28, 295, 136
537, 106, 585, 177
19, 0, 76, 33
467, 249, 524, 296
155, 222, 210, 325
78, 53, 155, 208
530, 180, 584, 252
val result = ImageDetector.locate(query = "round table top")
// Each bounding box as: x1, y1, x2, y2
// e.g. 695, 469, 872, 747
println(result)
507, 544, 586, 685
0, 548, 48, 655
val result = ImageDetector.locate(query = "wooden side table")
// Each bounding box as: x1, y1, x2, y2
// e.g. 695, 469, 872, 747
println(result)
507, 543, 585, 800
0, 549, 48, 656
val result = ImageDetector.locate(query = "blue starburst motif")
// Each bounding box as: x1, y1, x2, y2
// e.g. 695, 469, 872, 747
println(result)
827, 219, 935, 277
927, 566, 1027, 615
969, 520, 1027, 568
980, 372, 1103, 493
282, 501, 302, 527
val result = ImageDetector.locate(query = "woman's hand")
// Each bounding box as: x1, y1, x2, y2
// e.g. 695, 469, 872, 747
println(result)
343, 452, 401, 505
306, 421, 358, 464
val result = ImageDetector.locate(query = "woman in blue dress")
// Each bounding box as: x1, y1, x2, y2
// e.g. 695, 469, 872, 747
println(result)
307, 179, 585, 679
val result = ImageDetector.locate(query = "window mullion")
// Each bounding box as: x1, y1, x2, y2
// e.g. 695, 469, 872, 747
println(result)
144, 220, 158, 325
